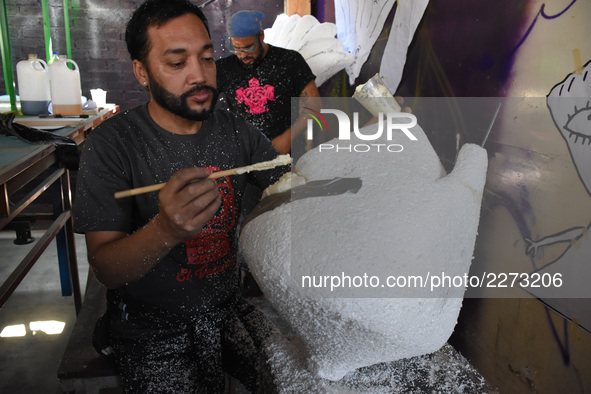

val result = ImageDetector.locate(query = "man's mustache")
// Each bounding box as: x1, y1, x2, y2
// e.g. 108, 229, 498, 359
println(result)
183, 85, 218, 98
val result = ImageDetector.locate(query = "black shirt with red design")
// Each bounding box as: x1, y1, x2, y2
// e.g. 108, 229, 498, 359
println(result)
216, 45, 316, 140
73, 104, 287, 315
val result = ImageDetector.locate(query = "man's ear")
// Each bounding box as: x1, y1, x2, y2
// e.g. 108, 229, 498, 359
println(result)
133, 59, 149, 87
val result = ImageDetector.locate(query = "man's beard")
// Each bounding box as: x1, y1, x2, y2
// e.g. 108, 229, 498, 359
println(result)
148, 74, 219, 121
239, 54, 262, 70
238, 39, 264, 69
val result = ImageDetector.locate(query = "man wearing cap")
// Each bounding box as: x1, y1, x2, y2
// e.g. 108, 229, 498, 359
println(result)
216, 10, 321, 155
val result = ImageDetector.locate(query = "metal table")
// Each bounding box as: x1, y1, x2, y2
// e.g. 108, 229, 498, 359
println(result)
0, 106, 119, 314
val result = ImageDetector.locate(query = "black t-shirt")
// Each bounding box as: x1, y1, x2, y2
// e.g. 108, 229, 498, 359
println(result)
73, 104, 287, 315
216, 45, 316, 140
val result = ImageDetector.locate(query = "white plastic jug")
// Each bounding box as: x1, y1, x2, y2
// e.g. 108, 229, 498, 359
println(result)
49, 55, 82, 116
16, 54, 51, 115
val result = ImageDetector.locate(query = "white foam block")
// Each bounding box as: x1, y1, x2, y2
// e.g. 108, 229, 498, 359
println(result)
240, 121, 488, 380
264, 14, 355, 87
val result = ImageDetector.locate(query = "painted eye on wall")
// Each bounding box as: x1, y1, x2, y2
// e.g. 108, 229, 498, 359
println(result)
563, 103, 591, 143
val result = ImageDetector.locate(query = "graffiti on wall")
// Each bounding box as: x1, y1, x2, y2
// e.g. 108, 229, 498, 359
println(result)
524, 60, 591, 331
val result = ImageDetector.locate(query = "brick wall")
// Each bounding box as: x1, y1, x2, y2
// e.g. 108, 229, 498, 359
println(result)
1, 0, 283, 111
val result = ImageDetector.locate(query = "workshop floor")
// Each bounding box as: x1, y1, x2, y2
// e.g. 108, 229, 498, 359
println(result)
0, 228, 89, 394
0, 226, 496, 393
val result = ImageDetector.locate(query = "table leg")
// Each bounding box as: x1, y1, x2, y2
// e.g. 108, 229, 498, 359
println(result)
53, 169, 82, 314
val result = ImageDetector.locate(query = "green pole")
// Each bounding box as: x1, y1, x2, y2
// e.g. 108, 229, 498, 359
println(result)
0, 0, 16, 112
41, 0, 53, 63
63, 0, 72, 60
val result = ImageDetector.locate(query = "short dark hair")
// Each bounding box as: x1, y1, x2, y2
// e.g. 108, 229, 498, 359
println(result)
125, 0, 211, 63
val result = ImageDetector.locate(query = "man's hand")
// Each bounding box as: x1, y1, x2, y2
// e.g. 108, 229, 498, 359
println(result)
86, 167, 222, 288
272, 132, 292, 154
156, 167, 222, 242
396, 96, 412, 113
277, 80, 321, 154
364, 96, 413, 127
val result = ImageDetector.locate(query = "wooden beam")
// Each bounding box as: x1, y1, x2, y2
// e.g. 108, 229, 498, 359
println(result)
284, 0, 311, 16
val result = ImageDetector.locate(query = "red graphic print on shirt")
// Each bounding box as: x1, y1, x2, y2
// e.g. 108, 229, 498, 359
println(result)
183, 167, 235, 272
235, 77, 275, 114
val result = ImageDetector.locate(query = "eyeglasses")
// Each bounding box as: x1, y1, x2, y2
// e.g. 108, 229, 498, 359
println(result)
229, 34, 259, 54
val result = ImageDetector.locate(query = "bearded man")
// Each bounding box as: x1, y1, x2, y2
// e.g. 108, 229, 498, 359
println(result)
216, 10, 321, 155
73, 1, 288, 392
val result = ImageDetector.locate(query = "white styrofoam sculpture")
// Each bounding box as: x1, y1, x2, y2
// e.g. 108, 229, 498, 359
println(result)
240, 122, 488, 381
379, 0, 429, 94
334, 0, 395, 84
264, 14, 355, 87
